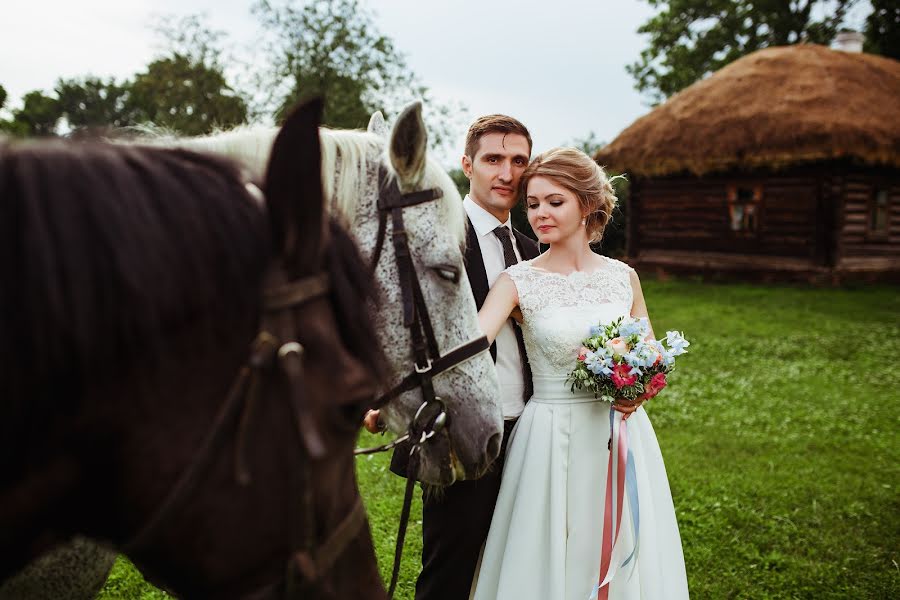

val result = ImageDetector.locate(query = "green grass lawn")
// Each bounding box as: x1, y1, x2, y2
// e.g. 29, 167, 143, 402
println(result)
99, 279, 900, 599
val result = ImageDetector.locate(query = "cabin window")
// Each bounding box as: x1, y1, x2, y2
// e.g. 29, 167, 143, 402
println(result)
727, 185, 762, 234
869, 188, 890, 236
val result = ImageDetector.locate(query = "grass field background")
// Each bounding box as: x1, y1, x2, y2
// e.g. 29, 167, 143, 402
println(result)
99, 279, 900, 599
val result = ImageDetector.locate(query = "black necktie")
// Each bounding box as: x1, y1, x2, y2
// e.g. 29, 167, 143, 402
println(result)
491, 225, 532, 404
492, 225, 519, 268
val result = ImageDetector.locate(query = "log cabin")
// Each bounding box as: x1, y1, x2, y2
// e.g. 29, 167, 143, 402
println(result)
595, 44, 900, 283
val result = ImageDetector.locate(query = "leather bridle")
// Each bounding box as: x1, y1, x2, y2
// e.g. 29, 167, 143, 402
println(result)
122, 165, 494, 598
353, 166, 492, 598
123, 267, 368, 598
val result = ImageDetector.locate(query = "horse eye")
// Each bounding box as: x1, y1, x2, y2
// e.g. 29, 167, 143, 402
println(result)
432, 265, 460, 284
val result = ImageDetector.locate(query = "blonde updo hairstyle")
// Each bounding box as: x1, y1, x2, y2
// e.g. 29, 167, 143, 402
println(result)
519, 147, 618, 244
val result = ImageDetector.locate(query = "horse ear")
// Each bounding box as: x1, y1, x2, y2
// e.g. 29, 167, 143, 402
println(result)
367, 111, 388, 138
264, 97, 325, 273
389, 102, 428, 192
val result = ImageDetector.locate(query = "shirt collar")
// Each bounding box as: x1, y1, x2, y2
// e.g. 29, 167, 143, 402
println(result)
463, 195, 513, 238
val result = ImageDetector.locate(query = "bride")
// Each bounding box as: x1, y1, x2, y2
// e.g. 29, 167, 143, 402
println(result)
472, 147, 689, 600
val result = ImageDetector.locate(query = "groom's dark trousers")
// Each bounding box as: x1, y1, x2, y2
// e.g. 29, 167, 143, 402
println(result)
390, 219, 539, 600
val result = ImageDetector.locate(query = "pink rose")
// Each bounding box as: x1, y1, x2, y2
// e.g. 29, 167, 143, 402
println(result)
578, 346, 591, 361
610, 362, 637, 389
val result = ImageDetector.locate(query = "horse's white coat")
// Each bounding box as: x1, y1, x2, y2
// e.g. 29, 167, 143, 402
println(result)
162, 105, 502, 484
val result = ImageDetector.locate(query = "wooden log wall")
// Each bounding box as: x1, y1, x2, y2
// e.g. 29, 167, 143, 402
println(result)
633, 171, 820, 260
836, 172, 900, 268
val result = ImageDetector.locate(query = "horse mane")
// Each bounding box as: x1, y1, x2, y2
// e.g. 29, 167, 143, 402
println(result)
0, 139, 269, 442
152, 124, 468, 247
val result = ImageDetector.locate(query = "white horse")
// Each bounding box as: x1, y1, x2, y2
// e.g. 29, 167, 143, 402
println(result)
172, 102, 503, 486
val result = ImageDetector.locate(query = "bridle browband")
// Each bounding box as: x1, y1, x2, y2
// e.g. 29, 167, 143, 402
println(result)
123, 265, 368, 598
353, 166, 492, 598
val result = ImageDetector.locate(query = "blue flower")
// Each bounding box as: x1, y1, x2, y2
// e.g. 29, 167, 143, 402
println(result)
661, 350, 675, 367
665, 331, 690, 356
584, 352, 614, 376
589, 325, 603, 337
618, 321, 641, 338
619, 317, 651, 339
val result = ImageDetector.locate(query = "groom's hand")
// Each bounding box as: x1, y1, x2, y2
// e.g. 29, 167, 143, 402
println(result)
363, 409, 385, 433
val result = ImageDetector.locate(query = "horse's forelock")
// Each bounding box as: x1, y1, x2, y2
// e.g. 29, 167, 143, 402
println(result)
318, 129, 467, 248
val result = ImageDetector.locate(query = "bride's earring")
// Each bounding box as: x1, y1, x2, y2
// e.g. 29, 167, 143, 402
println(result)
581, 217, 586, 226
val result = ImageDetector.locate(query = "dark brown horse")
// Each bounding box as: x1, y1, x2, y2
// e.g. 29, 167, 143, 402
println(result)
0, 100, 387, 599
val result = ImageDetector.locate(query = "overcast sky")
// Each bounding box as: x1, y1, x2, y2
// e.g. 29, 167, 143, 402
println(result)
0, 0, 873, 166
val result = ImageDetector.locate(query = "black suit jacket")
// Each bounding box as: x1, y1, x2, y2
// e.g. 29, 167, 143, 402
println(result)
390, 218, 539, 478
463, 218, 539, 365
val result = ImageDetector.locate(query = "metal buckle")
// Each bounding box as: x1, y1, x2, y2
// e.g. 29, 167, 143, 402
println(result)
414, 358, 433, 374
278, 342, 304, 359
411, 397, 448, 444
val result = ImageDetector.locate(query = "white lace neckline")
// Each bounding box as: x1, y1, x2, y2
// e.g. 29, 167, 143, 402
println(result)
521, 256, 616, 279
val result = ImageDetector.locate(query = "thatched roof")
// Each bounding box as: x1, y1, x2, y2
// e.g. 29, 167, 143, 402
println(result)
595, 44, 900, 177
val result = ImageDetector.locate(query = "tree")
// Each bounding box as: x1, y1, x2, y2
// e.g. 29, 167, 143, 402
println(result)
253, 0, 463, 149
127, 14, 248, 135
628, 0, 860, 103
0, 84, 16, 135
3, 91, 61, 137
864, 0, 900, 59
55, 77, 135, 131
127, 54, 248, 136
566, 131, 605, 158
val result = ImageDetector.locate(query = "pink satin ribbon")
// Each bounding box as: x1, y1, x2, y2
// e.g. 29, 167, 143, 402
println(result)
596, 412, 629, 600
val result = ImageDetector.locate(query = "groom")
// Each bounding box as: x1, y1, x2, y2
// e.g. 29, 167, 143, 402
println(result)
377, 114, 538, 600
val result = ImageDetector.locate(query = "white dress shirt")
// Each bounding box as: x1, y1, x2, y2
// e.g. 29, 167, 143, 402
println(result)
464, 195, 525, 420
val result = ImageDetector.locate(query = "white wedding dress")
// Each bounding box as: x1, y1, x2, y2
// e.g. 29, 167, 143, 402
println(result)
471, 257, 689, 600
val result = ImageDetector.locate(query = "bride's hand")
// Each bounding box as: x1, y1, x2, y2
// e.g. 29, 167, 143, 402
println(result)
613, 398, 644, 420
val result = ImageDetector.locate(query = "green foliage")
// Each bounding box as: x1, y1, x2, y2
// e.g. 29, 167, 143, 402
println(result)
567, 130, 605, 157
96, 557, 171, 599
2, 90, 62, 137
253, 0, 413, 128
628, 0, 861, 103
2, 14, 247, 138
0, 84, 7, 110
99, 281, 900, 599
864, 0, 900, 59
128, 54, 248, 136
150, 13, 228, 68
253, 0, 463, 149
55, 77, 136, 131
447, 168, 469, 199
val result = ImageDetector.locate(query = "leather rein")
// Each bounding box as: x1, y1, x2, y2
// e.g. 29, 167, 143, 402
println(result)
353, 166, 492, 598
123, 268, 367, 598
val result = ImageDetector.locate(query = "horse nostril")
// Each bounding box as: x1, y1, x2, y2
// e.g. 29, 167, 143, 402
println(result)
485, 431, 502, 464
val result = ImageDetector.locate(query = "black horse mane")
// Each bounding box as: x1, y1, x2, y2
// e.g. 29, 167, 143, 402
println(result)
0, 139, 269, 442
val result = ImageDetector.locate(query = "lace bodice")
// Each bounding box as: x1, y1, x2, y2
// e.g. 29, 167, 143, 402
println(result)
506, 257, 635, 376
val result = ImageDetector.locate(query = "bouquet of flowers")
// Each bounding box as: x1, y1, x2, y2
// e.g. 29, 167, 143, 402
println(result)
566, 316, 690, 403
